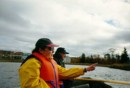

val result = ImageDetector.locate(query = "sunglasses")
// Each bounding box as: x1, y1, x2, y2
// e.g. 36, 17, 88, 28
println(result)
46, 47, 54, 51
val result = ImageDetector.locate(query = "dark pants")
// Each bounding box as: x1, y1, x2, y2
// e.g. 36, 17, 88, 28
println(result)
63, 79, 89, 88
63, 80, 73, 88
62, 78, 112, 88
71, 84, 89, 88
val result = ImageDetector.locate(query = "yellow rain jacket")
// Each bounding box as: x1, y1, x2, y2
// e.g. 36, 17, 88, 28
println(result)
19, 58, 85, 88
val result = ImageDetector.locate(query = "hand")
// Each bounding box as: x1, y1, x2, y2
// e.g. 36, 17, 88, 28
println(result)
86, 63, 97, 71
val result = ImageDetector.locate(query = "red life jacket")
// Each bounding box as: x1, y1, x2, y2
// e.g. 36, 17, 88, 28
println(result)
32, 52, 59, 88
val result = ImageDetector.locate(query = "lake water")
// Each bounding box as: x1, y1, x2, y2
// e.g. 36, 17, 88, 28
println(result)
0, 62, 130, 88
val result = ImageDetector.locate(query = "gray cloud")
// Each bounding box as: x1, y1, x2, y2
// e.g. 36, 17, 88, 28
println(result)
0, 0, 130, 56
114, 30, 130, 42
0, 0, 32, 28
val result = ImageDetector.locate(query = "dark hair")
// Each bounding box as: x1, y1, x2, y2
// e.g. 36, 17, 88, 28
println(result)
53, 52, 62, 59
32, 46, 46, 53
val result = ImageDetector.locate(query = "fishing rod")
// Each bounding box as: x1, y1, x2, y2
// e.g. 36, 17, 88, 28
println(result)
74, 78, 130, 85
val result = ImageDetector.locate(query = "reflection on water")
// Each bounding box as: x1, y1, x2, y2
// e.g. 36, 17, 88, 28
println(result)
0, 62, 130, 88
0, 62, 20, 88
66, 65, 130, 88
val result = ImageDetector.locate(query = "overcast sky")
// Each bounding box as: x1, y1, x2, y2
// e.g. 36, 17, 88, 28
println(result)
0, 0, 130, 57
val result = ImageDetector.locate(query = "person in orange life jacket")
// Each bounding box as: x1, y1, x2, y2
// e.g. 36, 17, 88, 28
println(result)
53, 47, 73, 88
19, 38, 96, 88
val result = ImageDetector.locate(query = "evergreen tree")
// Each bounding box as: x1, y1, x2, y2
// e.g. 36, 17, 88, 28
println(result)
80, 53, 86, 63
90, 55, 94, 63
116, 54, 120, 63
120, 47, 129, 63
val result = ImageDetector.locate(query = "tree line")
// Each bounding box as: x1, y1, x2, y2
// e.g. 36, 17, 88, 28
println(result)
80, 47, 129, 64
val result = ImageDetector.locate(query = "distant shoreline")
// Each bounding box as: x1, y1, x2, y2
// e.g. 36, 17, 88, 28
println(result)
66, 63, 130, 71
0, 59, 22, 62
0, 59, 130, 71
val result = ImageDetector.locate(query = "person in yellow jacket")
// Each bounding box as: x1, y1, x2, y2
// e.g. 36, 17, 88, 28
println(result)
18, 38, 96, 88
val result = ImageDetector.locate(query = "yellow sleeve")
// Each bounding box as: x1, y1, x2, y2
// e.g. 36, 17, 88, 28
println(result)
57, 65, 85, 79
18, 58, 49, 88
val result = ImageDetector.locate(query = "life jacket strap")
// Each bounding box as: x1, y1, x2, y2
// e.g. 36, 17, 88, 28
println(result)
46, 81, 56, 88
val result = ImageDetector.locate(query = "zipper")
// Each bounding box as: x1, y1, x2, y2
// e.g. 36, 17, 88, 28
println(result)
51, 62, 58, 88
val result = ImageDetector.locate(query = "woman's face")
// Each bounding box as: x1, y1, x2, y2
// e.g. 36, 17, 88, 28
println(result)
40, 47, 54, 59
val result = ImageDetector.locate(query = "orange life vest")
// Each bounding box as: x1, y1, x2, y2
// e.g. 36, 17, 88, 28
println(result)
32, 52, 59, 88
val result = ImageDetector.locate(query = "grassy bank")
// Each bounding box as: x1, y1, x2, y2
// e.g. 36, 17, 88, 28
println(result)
0, 59, 22, 62
65, 63, 110, 67
109, 63, 130, 71
66, 63, 130, 71
0, 59, 130, 71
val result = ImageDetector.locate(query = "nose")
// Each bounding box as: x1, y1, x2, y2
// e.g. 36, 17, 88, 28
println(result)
52, 50, 54, 53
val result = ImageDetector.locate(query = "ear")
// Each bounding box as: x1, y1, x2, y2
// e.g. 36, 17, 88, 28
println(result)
39, 48, 44, 53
